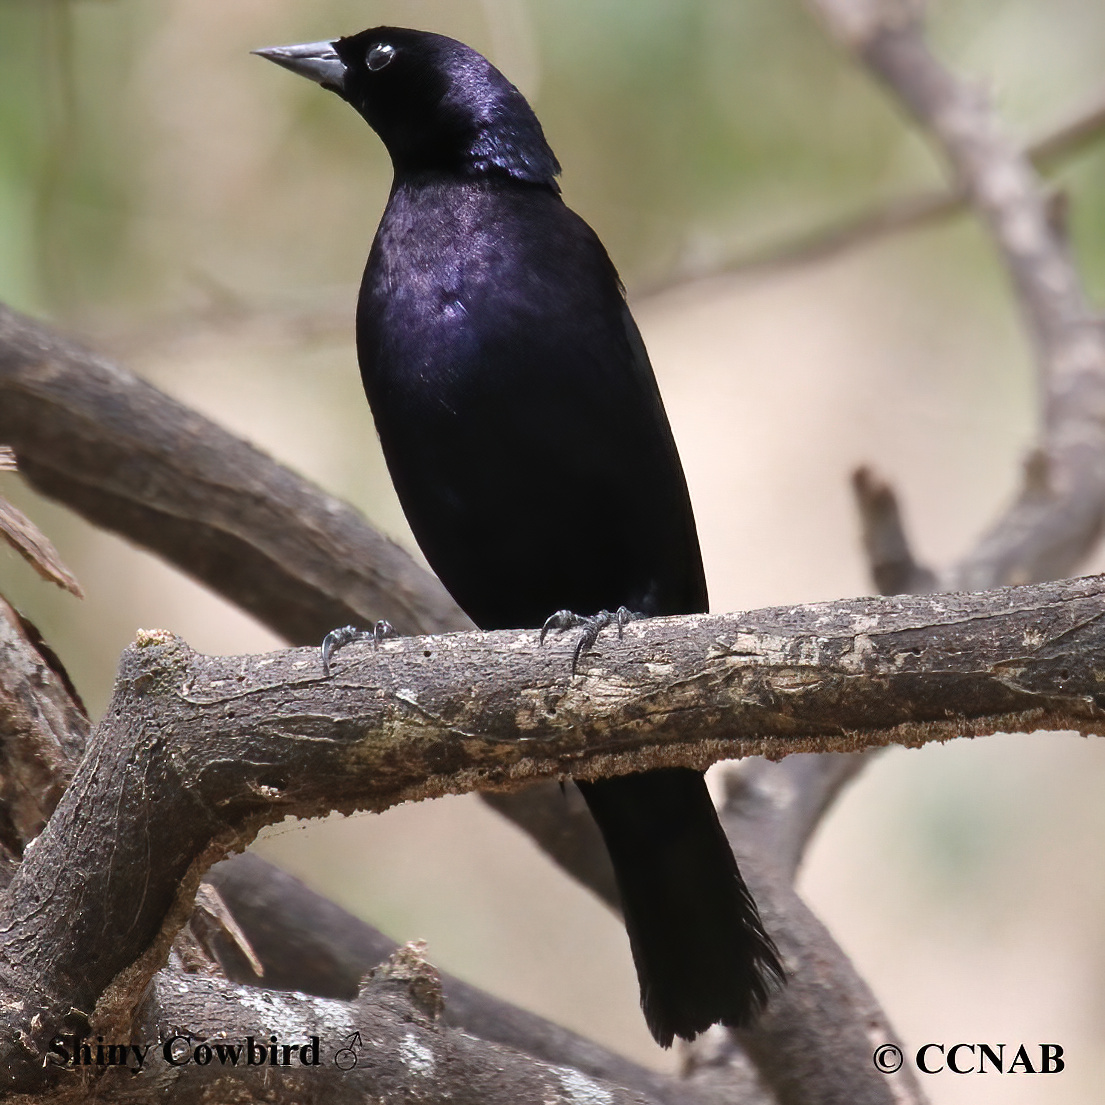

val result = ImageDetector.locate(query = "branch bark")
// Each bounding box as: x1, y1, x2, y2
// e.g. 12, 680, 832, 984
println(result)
107, 950, 673, 1105
0, 593, 719, 1105
0, 303, 470, 644
0, 595, 87, 881
1, 575, 1103, 1089
200, 853, 735, 1105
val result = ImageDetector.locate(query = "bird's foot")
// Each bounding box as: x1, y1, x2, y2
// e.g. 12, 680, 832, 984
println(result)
539, 606, 638, 674
321, 620, 395, 676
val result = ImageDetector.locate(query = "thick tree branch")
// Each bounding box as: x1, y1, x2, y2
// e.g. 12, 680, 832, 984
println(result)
0, 593, 713, 1105
200, 853, 733, 1105
0, 302, 617, 999
82, 949, 672, 1105
0, 303, 470, 644
0, 301, 799, 1099
1, 576, 1103, 1087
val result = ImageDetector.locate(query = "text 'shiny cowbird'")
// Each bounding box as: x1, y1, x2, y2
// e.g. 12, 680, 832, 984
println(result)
255, 26, 783, 1047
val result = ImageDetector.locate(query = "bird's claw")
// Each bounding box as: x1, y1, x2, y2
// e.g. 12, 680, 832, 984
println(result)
321, 620, 395, 676
539, 606, 637, 674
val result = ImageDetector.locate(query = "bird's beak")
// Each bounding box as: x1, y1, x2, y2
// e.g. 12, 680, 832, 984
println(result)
252, 40, 347, 93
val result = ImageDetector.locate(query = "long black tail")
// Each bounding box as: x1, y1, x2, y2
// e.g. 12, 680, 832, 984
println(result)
577, 767, 784, 1048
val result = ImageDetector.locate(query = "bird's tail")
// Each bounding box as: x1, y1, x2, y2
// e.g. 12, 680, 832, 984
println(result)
577, 767, 783, 1048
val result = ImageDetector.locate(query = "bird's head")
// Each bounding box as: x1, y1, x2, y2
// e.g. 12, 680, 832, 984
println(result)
254, 27, 561, 188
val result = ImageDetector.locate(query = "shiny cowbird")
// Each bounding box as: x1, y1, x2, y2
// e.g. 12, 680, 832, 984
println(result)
255, 27, 783, 1046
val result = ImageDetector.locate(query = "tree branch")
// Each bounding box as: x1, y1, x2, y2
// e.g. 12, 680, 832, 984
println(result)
81, 949, 675, 1105
0, 303, 470, 644
717, 5, 1105, 1101
0, 300, 782, 1097
1, 575, 1103, 1087
0, 595, 87, 880
200, 853, 734, 1105
806, 0, 1105, 591
0, 583, 717, 1105
851, 467, 936, 596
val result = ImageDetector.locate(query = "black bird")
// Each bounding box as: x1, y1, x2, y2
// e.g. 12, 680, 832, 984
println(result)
255, 27, 783, 1046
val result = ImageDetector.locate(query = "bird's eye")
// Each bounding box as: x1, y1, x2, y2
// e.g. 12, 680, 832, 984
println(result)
367, 43, 396, 72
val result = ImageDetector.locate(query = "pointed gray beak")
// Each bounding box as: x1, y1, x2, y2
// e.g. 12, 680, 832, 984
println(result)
252, 40, 346, 92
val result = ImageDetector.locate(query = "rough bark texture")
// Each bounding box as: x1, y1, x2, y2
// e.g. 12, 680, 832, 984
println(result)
0, 596, 87, 882
103, 951, 666, 1105
1, 576, 1104, 1089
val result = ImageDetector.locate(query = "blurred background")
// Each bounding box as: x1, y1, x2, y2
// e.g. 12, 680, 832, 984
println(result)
2, 0, 1105, 1100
